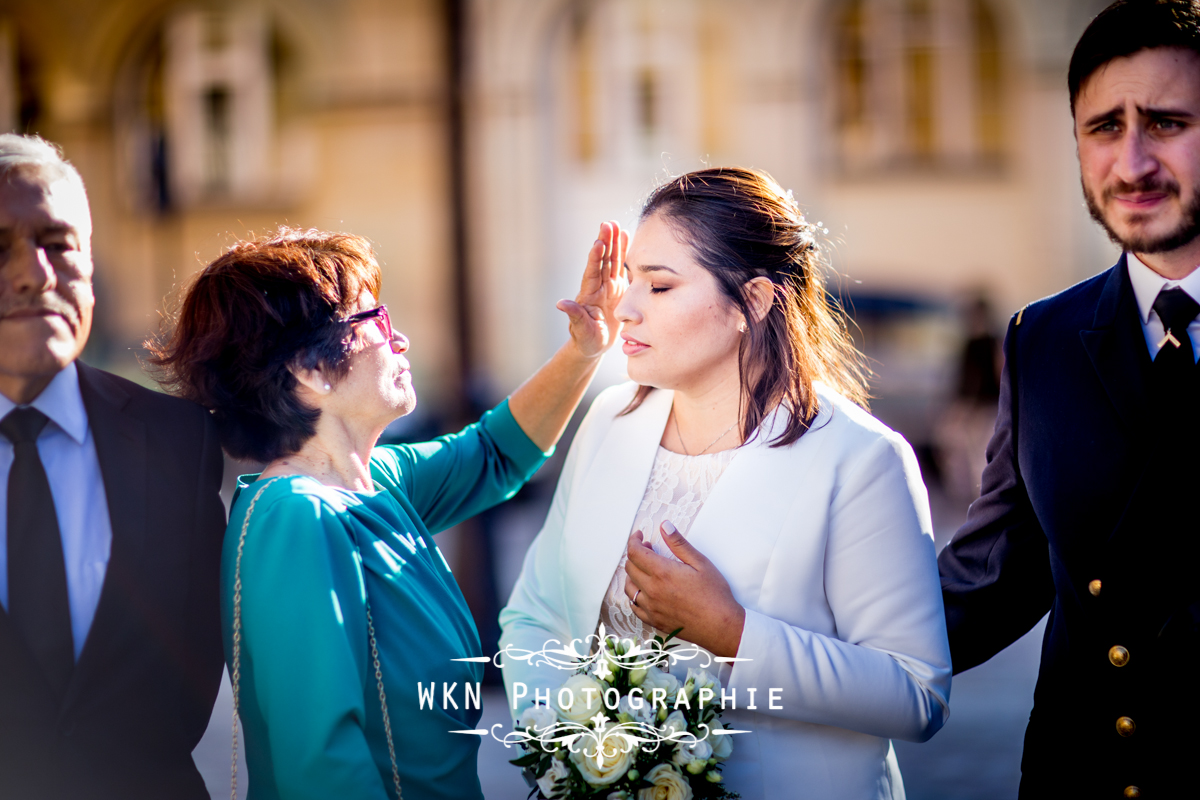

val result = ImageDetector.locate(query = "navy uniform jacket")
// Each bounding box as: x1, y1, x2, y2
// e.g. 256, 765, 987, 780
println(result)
939, 256, 1199, 799
0, 363, 227, 799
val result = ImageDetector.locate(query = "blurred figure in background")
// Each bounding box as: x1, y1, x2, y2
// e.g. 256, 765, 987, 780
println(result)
934, 294, 1002, 504
0, 135, 226, 799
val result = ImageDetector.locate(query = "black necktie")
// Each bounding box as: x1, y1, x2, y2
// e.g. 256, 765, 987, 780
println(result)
2, 408, 74, 700
1151, 287, 1200, 382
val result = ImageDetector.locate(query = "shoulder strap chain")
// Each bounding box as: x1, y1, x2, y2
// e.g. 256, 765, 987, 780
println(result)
230, 476, 402, 800
366, 603, 404, 799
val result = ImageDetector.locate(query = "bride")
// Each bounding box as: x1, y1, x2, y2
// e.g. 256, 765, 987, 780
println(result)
499, 167, 950, 799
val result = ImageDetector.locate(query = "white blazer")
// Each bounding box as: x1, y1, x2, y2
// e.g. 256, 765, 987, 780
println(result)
499, 382, 951, 800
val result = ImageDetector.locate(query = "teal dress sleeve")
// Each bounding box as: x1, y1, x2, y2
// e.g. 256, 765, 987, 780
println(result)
370, 398, 550, 532
229, 482, 388, 800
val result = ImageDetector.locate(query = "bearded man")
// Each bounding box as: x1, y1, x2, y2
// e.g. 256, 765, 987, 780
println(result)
938, 1, 1200, 797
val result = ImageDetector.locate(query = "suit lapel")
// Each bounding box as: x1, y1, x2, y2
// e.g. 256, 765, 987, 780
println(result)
684, 403, 829, 610
561, 389, 673, 640
67, 363, 148, 709
1079, 255, 1154, 433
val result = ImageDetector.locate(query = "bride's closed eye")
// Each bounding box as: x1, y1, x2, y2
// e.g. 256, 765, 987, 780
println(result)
650, 285, 669, 294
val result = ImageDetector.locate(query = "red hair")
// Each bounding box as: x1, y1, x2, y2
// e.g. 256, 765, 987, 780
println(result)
148, 228, 382, 461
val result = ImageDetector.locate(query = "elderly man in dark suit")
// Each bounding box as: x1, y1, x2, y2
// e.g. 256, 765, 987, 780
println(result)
938, 1, 1200, 797
0, 135, 226, 797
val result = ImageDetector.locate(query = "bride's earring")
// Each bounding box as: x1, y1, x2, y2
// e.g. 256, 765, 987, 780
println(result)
323, 383, 331, 392
737, 319, 748, 333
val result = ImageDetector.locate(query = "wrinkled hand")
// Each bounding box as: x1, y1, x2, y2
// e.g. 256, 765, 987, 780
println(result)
624, 521, 746, 658
558, 221, 628, 359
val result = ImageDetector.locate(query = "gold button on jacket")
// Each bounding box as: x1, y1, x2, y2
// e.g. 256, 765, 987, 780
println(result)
1088, 579, 1102, 596
1108, 645, 1130, 667
1116, 716, 1136, 737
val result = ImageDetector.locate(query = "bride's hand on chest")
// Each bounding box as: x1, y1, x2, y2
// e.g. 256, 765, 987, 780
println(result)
623, 522, 746, 658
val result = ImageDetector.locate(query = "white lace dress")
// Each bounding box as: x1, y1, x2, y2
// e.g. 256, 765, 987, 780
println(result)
598, 445, 738, 644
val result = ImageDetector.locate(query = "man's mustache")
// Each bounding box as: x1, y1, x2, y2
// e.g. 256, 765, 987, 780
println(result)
0, 295, 81, 328
1103, 177, 1181, 201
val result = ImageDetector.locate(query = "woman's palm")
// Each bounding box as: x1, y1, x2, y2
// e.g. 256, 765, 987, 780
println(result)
559, 221, 629, 358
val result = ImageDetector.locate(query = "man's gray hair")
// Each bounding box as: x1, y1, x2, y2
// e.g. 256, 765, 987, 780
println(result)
0, 133, 86, 192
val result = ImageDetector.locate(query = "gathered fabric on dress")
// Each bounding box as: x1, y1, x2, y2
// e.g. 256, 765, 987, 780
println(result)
598, 446, 738, 644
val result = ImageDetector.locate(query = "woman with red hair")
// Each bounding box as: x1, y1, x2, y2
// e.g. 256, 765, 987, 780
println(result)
151, 223, 627, 800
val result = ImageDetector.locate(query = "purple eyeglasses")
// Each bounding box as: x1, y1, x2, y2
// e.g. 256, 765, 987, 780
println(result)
343, 304, 405, 354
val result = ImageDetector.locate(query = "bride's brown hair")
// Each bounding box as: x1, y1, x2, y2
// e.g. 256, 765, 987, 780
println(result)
622, 167, 869, 447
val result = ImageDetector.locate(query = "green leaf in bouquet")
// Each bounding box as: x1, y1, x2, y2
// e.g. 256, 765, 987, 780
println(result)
509, 751, 542, 768
653, 627, 685, 648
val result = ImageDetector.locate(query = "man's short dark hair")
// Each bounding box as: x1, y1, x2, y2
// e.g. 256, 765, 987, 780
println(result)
1069, 0, 1200, 115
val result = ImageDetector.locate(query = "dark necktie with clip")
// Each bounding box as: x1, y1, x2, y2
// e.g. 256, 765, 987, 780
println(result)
2, 408, 74, 701
1151, 286, 1200, 385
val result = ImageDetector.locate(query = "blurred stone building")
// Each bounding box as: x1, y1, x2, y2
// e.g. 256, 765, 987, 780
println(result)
0, 7, 1127, 785
0, 0, 1121, 600
0, 0, 464, 417
467, 0, 1119, 442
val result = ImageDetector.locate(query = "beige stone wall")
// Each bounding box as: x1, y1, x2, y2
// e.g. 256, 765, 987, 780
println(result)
5, 0, 460, 406
465, 0, 1120, 397
4, 0, 1120, 404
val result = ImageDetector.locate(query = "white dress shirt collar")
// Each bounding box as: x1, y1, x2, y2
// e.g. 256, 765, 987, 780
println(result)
1126, 252, 1200, 323
0, 362, 87, 445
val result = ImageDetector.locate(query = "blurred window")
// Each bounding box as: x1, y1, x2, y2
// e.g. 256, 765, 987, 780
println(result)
0, 19, 39, 134
115, 7, 288, 211
904, 0, 936, 160
973, 0, 1003, 160
831, 0, 1007, 174
559, 0, 687, 166
163, 8, 273, 206
0, 20, 15, 133
569, 6, 598, 163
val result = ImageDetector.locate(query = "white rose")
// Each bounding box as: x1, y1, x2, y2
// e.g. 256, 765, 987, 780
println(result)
640, 668, 681, 702
607, 792, 631, 800
672, 737, 712, 771
660, 710, 688, 737
617, 694, 653, 725
536, 758, 570, 797
628, 665, 649, 686
555, 674, 607, 724
710, 726, 733, 761
518, 703, 558, 734
570, 738, 635, 786
684, 667, 718, 697
636, 763, 694, 800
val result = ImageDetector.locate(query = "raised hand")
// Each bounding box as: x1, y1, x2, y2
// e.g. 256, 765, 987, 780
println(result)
623, 521, 746, 658
557, 221, 629, 359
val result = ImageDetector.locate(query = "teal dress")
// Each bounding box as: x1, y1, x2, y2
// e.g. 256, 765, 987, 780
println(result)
221, 401, 548, 800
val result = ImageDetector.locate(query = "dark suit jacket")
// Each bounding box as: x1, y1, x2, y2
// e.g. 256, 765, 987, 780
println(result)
939, 255, 1200, 798
0, 362, 226, 799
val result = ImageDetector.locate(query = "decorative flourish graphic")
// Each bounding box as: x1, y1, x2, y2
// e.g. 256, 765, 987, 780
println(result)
495, 622, 742, 676
490, 714, 741, 762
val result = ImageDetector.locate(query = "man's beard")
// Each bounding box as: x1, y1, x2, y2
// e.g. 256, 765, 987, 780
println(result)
1084, 176, 1200, 254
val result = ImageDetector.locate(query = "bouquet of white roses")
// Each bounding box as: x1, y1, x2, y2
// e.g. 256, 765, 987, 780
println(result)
507, 628, 740, 800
